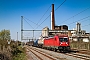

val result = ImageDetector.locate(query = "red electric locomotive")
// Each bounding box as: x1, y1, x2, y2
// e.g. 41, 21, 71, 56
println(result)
43, 34, 70, 52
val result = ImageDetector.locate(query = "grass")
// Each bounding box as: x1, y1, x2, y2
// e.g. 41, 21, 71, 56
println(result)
0, 39, 27, 60
13, 53, 26, 60
13, 46, 27, 60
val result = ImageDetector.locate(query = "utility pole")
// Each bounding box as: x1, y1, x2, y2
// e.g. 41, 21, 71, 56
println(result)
17, 32, 18, 46
21, 16, 23, 47
17, 32, 18, 41
33, 30, 34, 41
21, 16, 23, 41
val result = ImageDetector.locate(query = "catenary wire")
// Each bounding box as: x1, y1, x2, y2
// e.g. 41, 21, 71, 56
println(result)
24, 19, 34, 29
67, 16, 90, 25
55, 0, 66, 11
35, 14, 51, 29
24, 17, 43, 28
35, 0, 55, 36
36, 0, 66, 29
36, 0, 55, 28
82, 24, 90, 27
69, 18, 90, 28
60, 7, 90, 24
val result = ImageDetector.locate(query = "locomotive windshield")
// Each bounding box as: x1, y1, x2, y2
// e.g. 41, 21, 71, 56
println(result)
59, 38, 68, 42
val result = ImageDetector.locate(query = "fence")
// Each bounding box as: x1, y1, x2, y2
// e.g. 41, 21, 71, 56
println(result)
70, 42, 90, 50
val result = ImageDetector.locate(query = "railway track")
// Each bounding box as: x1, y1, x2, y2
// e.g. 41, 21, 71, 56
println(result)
68, 49, 90, 60
78, 50, 90, 55
57, 49, 90, 60
65, 53, 90, 60
26, 46, 66, 60
26, 46, 90, 60
27, 46, 83, 60
71, 49, 90, 55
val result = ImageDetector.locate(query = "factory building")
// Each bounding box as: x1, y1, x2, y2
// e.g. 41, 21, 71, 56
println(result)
41, 4, 71, 38
70, 22, 90, 42
54, 25, 68, 30
41, 4, 90, 42
42, 4, 71, 37
41, 27, 49, 37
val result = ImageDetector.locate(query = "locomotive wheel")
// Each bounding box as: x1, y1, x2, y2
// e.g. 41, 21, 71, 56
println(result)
59, 50, 62, 53
50, 48, 53, 51
54, 48, 57, 52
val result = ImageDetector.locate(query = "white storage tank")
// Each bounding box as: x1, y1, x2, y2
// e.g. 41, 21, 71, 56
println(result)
83, 38, 89, 42
73, 38, 78, 41
38, 38, 45, 45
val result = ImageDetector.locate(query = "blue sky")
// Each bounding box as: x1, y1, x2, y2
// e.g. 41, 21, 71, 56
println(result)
0, 0, 90, 41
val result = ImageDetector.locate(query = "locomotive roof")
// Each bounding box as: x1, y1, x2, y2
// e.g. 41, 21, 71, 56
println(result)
55, 34, 68, 37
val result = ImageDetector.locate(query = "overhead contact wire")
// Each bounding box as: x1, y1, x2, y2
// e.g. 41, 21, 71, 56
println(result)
36, 0, 66, 29
68, 16, 90, 25
55, 0, 66, 11
24, 17, 43, 28
35, 0, 56, 29
24, 19, 34, 29
61, 7, 90, 24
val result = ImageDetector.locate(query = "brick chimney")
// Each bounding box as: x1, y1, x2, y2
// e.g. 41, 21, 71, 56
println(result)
51, 4, 55, 30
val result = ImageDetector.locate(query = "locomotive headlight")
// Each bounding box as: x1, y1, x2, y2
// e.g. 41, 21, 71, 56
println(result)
66, 42, 68, 45
61, 42, 62, 44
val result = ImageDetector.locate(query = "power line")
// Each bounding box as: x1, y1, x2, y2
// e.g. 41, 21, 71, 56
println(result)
60, 7, 90, 24
68, 16, 90, 25
36, 0, 66, 29
36, 0, 55, 27
80, 19, 90, 23
35, 14, 51, 29
55, 0, 66, 11
69, 19, 90, 28
22, 0, 63, 37
24, 17, 43, 28
24, 17, 37, 25
82, 24, 90, 27
24, 19, 34, 29
36, 5, 51, 25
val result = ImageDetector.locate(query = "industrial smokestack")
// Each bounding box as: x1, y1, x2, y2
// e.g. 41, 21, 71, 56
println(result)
51, 4, 55, 30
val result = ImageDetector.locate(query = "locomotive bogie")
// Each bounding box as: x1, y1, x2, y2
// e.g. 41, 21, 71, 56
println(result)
58, 46, 70, 51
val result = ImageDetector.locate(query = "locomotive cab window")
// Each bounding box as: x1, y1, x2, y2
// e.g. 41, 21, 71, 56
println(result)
59, 38, 68, 42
